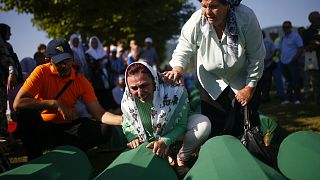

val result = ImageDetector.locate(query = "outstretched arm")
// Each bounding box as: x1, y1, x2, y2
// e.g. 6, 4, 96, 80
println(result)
86, 100, 122, 125
162, 66, 185, 85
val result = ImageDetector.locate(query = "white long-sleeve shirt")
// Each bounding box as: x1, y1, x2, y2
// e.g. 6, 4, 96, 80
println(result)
170, 4, 265, 100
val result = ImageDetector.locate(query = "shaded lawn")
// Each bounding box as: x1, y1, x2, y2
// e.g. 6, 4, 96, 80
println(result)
259, 97, 320, 134
6, 94, 320, 177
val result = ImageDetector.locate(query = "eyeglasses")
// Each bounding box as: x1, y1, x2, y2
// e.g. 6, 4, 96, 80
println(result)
283, 26, 291, 29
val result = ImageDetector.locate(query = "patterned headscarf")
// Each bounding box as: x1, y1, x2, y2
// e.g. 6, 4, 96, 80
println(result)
200, 0, 242, 57
225, 0, 241, 6
121, 62, 184, 141
226, 0, 241, 57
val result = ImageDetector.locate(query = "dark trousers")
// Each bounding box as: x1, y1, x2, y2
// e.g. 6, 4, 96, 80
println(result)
261, 66, 274, 102
280, 60, 301, 101
200, 84, 261, 138
16, 109, 111, 160
0, 72, 8, 136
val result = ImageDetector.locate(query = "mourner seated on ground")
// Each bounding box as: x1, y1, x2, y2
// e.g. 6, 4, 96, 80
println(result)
121, 62, 211, 178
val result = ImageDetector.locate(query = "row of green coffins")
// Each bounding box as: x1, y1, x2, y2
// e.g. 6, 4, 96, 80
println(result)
0, 131, 319, 179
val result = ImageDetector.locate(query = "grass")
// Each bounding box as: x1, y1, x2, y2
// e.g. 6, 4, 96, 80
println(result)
259, 96, 320, 134
4, 91, 320, 177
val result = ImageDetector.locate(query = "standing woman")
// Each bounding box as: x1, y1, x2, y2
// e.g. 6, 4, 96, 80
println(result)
164, 0, 265, 138
69, 34, 90, 79
86, 36, 113, 109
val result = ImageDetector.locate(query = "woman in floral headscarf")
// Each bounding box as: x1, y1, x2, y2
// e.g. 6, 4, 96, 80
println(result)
164, 0, 265, 138
122, 62, 211, 177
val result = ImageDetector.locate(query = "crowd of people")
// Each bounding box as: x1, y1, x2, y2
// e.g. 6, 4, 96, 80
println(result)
261, 12, 320, 105
0, 0, 319, 178
0, 25, 161, 172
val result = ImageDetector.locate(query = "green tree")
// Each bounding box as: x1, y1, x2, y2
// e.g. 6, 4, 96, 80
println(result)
0, 0, 196, 65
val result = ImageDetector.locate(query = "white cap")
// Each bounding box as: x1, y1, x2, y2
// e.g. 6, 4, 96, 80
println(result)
110, 45, 117, 52
144, 37, 153, 44
118, 75, 125, 81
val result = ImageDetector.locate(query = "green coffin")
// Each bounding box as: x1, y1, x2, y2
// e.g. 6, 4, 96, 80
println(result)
184, 135, 285, 180
0, 146, 92, 180
94, 142, 177, 180
278, 131, 320, 180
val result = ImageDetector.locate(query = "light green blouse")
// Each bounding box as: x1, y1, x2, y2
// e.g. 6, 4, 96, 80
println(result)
122, 90, 190, 146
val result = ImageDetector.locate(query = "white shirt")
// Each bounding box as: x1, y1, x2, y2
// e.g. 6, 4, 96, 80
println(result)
170, 4, 265, 100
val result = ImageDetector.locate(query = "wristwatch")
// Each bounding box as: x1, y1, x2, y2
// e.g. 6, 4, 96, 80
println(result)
8, 65, 15, 74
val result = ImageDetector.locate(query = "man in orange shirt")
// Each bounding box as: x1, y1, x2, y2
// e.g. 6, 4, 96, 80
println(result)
13, 38, 122, 160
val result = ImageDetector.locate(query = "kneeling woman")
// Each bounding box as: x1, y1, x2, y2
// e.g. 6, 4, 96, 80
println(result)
121, 62, 211, 174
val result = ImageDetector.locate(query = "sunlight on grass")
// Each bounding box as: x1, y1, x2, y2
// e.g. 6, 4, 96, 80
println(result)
260, 98, 320, 134
9, 156, 28, 164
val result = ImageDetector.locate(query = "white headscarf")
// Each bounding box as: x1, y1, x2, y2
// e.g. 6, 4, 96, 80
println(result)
86, 36, 107, 60
69, 34, 86, 59
121, 62, 184, 141
69, 34, 88, 76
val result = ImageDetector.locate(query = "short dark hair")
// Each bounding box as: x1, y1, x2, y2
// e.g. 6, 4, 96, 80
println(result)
282, 21, 292, 27
0, 23, 10, 39
308, 11, 320, 23
33, 52, 46, 66
37, 44, 46, 51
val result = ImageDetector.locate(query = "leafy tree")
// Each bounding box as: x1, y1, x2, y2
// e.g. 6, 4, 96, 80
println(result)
0, 0, 196, 65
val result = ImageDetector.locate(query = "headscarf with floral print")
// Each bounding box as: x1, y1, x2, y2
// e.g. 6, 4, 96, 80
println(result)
121, 62, 184, 142
200, 0, 242, 57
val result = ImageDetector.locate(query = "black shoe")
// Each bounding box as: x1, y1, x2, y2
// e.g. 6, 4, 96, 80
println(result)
175, 165, 190, 179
